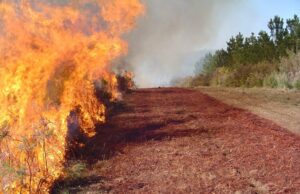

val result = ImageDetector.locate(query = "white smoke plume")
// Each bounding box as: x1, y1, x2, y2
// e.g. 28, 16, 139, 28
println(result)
123, 0, 248, 87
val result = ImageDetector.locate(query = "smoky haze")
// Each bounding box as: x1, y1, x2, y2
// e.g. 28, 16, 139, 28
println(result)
124, 0, 244, 87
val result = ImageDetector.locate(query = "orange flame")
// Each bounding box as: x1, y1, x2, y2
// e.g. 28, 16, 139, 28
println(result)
0, 0, 144, 193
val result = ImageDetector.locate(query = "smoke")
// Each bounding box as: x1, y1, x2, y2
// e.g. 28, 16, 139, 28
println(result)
123, 0, 246, 87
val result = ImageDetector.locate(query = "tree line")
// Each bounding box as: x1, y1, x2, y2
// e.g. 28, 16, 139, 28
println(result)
190, 15, 300, 89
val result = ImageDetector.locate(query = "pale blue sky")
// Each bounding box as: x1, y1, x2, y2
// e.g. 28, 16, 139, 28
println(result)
215, 0, 300, 48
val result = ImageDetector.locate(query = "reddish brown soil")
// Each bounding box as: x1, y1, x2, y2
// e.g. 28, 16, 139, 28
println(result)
61, 88, 300, 193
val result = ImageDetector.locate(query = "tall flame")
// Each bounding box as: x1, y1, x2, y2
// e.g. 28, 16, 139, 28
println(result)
0, 0, 144, 193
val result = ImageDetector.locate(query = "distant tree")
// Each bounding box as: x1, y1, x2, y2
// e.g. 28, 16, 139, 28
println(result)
214, 49, 230, 67
257, 31, 276, 62
268, 16, 285, 42
268, 16, 291, 57
227, 33, 246, 65
286, 15, 300, 53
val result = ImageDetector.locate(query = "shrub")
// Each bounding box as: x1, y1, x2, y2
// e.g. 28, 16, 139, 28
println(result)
190, 74, 210, 87
263, 72, 295, 89
279, 52, 300, 75
278, 52, 300, 89
210, 67, 234, 87
263, 73, 278, 88
276, 73, 293, 89
294, 79, 300, 90
245, 73, 264, 87
63, 161, 87, 180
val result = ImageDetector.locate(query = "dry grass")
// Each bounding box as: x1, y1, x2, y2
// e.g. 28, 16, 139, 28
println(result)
197, 86, 300, 135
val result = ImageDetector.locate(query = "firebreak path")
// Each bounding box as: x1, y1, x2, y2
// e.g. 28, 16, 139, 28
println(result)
61, 88, 300, 193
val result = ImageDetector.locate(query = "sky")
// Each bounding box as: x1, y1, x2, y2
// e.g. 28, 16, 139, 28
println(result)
216, 0, 300, 48
124, 0, 300, 87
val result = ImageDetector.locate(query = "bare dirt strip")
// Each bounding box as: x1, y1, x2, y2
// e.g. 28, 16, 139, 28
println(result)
55, 88, 300, 194
197, 86, 300, 135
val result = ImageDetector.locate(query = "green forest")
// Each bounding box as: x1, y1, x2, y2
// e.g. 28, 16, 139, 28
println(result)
189, 15, 300, 89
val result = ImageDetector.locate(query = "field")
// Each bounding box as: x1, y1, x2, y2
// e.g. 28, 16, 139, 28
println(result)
53, 88, 300, 193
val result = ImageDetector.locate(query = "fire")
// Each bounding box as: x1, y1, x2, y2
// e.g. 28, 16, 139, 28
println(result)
0, 0, 144, 193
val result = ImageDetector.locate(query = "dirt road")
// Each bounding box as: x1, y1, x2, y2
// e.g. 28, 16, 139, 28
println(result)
198, 86, 300, 135
55, 88, 300, 193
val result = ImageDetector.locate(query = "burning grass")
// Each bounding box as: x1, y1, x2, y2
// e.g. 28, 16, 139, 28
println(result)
0, 0, 144, 193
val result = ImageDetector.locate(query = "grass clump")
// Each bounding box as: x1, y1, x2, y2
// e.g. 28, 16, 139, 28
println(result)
63, 161, 88, 180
